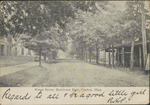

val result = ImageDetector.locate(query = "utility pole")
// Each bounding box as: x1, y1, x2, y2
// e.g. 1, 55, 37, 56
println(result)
141, 1, 147, 68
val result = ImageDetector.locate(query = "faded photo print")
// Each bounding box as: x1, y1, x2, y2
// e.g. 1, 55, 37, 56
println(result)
0, 1, 149, 87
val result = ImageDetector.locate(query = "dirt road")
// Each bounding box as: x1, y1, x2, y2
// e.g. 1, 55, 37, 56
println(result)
0, 60, 149, 87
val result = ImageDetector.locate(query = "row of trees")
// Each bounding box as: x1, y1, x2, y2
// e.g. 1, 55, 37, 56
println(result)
1, 1, 149, 68
67, 1, 149, 69
1, 1, 76, 66
1, 1, 112, 66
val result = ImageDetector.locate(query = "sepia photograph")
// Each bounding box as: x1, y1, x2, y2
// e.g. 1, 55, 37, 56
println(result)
0, 0, 149, 88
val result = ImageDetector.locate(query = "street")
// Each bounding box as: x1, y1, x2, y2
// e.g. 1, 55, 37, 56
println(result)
0, 59, 149, 87
1, 1, 149, 105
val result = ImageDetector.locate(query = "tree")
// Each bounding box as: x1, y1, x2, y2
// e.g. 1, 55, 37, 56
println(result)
122, 1, 149, 69
1, 1, 20, 37
67, 1, 125, 65
1, 1, 75, 66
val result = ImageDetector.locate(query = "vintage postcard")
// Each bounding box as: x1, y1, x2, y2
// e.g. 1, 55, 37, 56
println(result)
0, 0, 149, 104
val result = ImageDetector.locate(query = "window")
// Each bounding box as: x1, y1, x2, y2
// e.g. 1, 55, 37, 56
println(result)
0, 45, 4, 56
21, 48, 24, 55
15, 48, 17, 56
28, 49, 31, 55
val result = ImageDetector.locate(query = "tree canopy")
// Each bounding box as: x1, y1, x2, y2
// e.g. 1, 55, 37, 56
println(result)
1, 1, 149, 67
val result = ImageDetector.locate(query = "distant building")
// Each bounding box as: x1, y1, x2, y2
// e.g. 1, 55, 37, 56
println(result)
0, 35, 34, 57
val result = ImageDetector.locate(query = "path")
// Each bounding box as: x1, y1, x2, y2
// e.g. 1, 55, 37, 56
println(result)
0, 62, 38, 76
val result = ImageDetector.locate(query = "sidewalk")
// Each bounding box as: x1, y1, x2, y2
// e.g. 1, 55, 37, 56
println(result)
0, 62, 38, 76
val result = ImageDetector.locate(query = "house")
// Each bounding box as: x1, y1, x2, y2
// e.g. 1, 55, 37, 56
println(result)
102, 33, 150, 70
0, 35, 12, 56
0, 35, 35, 66
115, 41, 150, 68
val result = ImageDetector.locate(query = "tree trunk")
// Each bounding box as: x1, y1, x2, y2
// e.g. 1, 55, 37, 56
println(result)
96, 44, 99, 64
112, 43, 114, 67
104, 50, 106, 66
84, 48, 86, 61
130, 40, 135, 70
44, 54, 46, 62
89, 48, 92, 62
81, 46, 84, 60
116, 48, 119, 64
122, 47, 125, 68
86, 51, 88, 62
108, 44, 111, 66
141, 2, 148, 68
139, 45, 142, 67
39, 47, 42, 66
99, 50, 100, 63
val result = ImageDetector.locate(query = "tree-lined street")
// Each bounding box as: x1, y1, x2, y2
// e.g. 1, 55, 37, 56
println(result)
0, 1, 149, 87
0, 59, 149, 87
